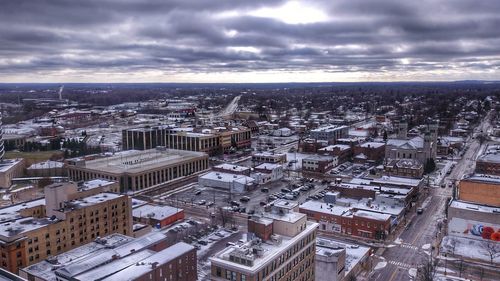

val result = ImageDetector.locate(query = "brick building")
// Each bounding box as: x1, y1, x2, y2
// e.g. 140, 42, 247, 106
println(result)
0, 180, 131, 273
299, 201, 391, 240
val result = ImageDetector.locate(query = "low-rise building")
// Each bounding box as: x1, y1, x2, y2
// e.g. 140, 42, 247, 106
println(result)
353, 142, 385, 164
299, 201, 392, 240
475, 153, 500, 176
252, 163, 283, 184
251, 152, 287, 164
447, 200, 500, 241
384, 159, 424, 178
318, 144, 352, 164
213, 163, 251, 176
26, 161, 65, 177
199, 172, 256, 193
302, 156, 337, 174
132, 204, 184, 228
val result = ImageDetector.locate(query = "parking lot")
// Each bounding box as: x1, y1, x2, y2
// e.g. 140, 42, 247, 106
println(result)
156, 175, 330, 217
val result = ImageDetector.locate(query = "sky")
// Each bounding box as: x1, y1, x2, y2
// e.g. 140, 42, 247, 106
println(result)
1, 0, 500, 83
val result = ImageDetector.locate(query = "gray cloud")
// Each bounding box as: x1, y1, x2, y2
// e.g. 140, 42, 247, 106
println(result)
0, 0, 499, 80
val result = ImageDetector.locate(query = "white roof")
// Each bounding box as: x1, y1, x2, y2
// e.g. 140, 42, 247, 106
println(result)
200, 172, 255, 185
132, 204, 182, 220
214, 163, 250, 172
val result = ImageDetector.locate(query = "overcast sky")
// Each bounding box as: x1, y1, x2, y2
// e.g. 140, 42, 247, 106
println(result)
1, 0, 500, 83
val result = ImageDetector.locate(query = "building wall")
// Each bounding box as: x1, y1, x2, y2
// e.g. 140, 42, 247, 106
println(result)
315, 249, 345, 281
475, 160, 500, 176
68, 156, 209, 192
135, 247, 197, 281
0, 159, 25, 188
211, 230, 317, 281
0, 195, 133, 273
459, 180, 500, 207
299, 208, 390, 240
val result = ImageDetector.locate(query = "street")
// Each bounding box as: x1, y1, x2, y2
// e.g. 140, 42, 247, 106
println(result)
371, 112, 494, 281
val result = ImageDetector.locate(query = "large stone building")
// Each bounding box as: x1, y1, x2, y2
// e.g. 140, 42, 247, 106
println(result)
384, 159, 424, 179
66, 148, 209, 192
210, 204, 318, 281
385, 122, 439, 165
0, 180, 131, 273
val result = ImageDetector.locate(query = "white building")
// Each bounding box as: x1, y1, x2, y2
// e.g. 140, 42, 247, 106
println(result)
252, 163, 284, 184
273, 127, 292, 137
198, 172, 255, 193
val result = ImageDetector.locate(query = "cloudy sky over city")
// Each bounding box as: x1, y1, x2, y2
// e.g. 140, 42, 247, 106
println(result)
1, 0, 500, 82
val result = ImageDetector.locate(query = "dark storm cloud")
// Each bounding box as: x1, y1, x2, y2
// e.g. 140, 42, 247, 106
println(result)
0, 0, 499, 78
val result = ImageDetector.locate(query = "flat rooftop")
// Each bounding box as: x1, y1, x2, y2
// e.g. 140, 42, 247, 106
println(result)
70, 149, 207, 174
214, 163, 250, 172
311, 125, 348, 132
0, 159, 23, 173
200, 172, 254, 185
210, 221, 318, 273
132, 204, 183, 220
449, 200, 500, 214
477, 153, 500, 164
22, 232, 168, 281
316, 237, 370, 276
463, 173, 500, 184
371, 176, 422, 188
64, 193, 124, 210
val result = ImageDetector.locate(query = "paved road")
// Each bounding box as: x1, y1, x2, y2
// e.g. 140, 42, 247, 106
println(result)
371, 113, 493, 281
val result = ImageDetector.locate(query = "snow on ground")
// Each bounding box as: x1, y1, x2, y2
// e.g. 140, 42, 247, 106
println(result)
374, 261, 387, 270
441, 236, 500, 264
421, 243, 431, 250
436, 266, 456, 274
408, 268, 417, 278
394, 238, 403, 244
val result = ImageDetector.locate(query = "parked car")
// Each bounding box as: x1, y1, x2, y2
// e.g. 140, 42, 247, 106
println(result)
417, 208, 424, 214
261, 187, 269, 193
240, 196, 250, 202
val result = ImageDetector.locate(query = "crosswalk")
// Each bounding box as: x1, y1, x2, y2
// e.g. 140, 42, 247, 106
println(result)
399, 243, 419, 251
388, 260, 413, 269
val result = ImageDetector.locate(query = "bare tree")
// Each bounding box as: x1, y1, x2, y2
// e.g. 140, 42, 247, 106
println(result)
455, 259, 465, 278
481, 241, 500, 265
417, 254, 437, 281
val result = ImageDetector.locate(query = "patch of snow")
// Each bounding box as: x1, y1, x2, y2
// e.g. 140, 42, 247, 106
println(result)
374, 261, 387, 270
408, 268, 417, 278
394, 238, 403, 245
421, 243, 431, 250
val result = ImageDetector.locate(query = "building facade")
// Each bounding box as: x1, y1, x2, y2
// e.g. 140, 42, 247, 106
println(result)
210, 206, 318, 281
0, 181, 132, 273
66, 149, 209, 192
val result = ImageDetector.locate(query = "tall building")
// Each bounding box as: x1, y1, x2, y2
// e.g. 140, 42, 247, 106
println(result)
122, 126, 252, 156
0, 180, 132, 273
66, 148, 209, 192
122, 125, 172, 151
210, 203, 318, 281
